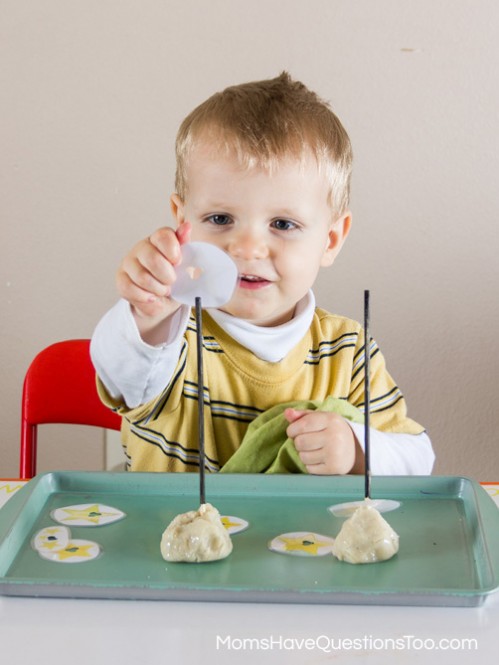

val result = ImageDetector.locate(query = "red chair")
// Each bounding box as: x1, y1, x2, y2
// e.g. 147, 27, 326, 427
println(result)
20, 339, 122, 479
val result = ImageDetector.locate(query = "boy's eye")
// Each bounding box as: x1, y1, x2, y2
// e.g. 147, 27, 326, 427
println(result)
207, 214, 231, 226
272, 219, 297, 231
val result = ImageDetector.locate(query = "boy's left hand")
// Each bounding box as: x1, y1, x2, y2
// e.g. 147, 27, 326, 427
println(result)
284, 409, 364, 475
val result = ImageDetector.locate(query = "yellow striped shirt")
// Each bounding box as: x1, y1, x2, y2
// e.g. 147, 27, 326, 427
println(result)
98, 308, 424, 472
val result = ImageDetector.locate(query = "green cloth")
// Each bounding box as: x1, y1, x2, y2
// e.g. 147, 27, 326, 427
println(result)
219, 396, 364, 474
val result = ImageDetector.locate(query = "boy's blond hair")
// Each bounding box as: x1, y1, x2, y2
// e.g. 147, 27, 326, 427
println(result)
175, 72, 353, 219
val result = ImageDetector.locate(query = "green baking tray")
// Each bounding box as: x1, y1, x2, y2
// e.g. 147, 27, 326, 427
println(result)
0, 472, 498, 606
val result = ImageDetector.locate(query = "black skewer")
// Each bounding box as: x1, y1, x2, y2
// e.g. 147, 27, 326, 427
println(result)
364, 290, 371, 500
195, 297, 206, 505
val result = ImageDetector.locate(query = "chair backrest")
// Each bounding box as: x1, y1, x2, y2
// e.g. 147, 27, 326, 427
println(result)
20, 339, 121, 479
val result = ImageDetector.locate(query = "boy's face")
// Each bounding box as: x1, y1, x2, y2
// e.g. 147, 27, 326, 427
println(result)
171, 141, 350, 326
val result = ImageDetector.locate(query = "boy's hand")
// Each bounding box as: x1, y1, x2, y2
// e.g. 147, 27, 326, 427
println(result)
116, 223, 191, 338
284, 409, 364, 475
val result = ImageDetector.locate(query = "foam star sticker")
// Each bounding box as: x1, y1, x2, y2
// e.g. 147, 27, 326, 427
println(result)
37, 539, 101, 563
221, 516, 239, 529
280, 533, 332, 555
268, 531, 335, 557
52, 503, 125, 526
55, 542, 96, 561
40, 528, 65, 550
32, 526, 70, 552
220, 515, 249, 534
60, 504, 114, 524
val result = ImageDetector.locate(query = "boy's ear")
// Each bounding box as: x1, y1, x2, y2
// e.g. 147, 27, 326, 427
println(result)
320, 212, 352, 267
170, 193, 185, 226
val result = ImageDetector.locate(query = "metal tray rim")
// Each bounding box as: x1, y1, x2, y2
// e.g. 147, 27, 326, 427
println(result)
0, 472, 498, 606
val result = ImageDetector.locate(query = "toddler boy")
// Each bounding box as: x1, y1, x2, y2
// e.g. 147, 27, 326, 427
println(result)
91, 72, 434, 475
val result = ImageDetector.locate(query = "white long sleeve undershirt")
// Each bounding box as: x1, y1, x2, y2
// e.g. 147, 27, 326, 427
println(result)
90, 294, 435, 475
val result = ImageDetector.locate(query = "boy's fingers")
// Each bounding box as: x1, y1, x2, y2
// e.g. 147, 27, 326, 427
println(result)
116, 269, 167, 304
285, 410, 328, 438
176, 221, 192, 246
284, 408, 309, 424
298, 447, 324, 465
120, 254, 174, 297
293, 430, 324, 453
148, 227, 182, 264
120, 225, 191, 303
304, 463, 328, 475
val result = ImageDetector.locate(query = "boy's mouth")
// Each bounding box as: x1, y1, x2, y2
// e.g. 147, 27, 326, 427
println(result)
238, 274, 272, 290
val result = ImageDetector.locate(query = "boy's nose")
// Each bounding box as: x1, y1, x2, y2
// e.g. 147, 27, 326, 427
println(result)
227, 230, 269, 260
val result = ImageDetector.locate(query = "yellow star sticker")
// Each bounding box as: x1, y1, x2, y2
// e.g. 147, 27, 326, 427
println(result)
55, 543, 97, 561
221, 516, 242, 529
41, 530, 64, 550
279, 533, 333, 555
60, 504, 117, 524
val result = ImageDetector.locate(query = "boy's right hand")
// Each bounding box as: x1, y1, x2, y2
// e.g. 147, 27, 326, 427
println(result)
116, 223, 191, 329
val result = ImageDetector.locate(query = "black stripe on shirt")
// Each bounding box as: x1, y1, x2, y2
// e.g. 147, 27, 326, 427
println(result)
131, 423, 220, 471
350, 346, 380, 383
138, 342, 188, 424
355, 386, 402, 410
304, 342, 357, 365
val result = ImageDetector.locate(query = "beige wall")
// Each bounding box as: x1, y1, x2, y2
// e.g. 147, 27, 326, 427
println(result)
2, 0, 498, 479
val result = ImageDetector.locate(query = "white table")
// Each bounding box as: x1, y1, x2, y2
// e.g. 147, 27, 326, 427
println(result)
1, 482, 498, 665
